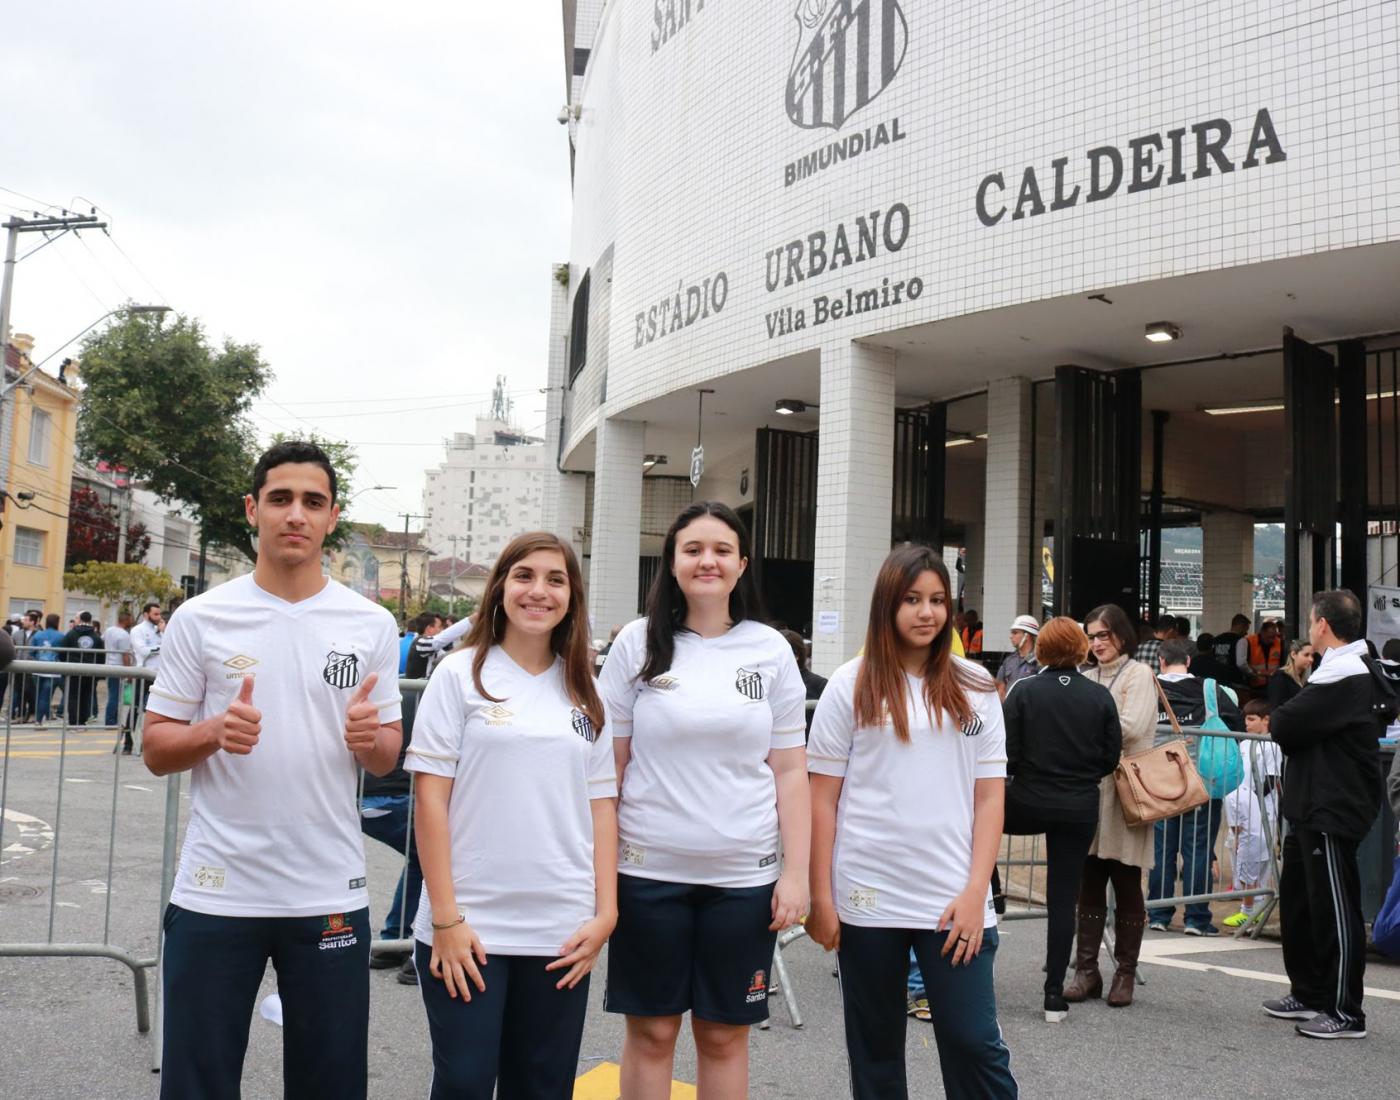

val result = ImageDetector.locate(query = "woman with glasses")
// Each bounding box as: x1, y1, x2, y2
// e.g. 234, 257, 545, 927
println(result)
1063, 604, 1157, 1008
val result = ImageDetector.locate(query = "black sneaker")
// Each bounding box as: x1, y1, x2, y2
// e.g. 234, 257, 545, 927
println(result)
369, 949, 408, 970
1295, 1013, 1365, 1039
1044, 993, 1068, 1024
1183, 924, 1220, 937
1262, 995, 1318, 1020
396, 956, 419, 986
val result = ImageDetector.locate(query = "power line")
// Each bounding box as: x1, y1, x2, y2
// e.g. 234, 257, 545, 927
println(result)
250, 387, 538, 409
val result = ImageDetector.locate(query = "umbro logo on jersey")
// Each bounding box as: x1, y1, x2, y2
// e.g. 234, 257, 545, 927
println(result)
483, 703, 514, 726
571, 708, 596, 743
322, 650, 360, 689
735, 667, 764, 700
223, 654, 258, 671
648, 675, 680, 692
960, 714, 984, 737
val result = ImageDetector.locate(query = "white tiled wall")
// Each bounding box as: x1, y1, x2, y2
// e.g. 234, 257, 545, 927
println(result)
564, 0, 1400, 455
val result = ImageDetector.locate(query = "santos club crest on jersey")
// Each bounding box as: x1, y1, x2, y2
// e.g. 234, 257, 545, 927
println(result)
786, 0, 908, 131
571, 708, 597, 743
735, 667, 765, 700
322, 650, 360, 689
959, 713, 984, 738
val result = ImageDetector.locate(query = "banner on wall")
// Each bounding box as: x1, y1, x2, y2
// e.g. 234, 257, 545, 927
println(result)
1367, 586, 1400, 652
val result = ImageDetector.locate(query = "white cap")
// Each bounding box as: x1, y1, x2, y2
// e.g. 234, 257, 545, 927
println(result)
1011, 615, 1040, 636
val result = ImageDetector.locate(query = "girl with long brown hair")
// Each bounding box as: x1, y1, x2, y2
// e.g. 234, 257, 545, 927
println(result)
407, 531, 617, 1098
807, 544, 1016, 1100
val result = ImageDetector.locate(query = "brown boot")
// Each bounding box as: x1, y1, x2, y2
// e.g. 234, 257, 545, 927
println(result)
1106, 913, 1147, 1007
1062, 907, 1107, 1002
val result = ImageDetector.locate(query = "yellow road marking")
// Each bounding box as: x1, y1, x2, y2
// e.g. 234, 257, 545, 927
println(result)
574, 1062, 695, 1099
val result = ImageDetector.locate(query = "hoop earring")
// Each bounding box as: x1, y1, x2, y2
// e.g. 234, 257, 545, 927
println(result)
493, 603, 504, 639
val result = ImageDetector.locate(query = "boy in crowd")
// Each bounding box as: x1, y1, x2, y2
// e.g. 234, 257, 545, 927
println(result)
143, 441, 403, 1098
1263, 590, 1383, 1039
1223, 699, 1283, 928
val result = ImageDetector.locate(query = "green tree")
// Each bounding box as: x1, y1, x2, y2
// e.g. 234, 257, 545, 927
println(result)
76, 310, 269, 565
64, 561, 181, 608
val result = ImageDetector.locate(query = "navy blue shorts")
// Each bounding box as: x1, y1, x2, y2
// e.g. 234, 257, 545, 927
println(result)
604, 874, 776, 1025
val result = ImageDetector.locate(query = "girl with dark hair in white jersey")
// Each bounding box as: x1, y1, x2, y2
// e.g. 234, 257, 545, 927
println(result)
599, 501, 811, 1099
808, 545, 1017, 1099
407, 531, 617, 1099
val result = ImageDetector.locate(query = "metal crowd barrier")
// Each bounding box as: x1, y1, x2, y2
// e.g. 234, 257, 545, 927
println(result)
0, 658, 161, 1037
995, 725, 1284, 937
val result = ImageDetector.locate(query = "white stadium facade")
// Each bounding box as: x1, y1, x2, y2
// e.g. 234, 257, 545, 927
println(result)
542, 0, 1400, 673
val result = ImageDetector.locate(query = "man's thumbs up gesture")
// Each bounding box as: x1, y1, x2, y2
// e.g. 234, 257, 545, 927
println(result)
344, 673, 382, 754
217, 675, 262, 756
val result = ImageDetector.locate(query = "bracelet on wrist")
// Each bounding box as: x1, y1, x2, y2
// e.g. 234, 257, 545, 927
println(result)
431, 913, 465, 931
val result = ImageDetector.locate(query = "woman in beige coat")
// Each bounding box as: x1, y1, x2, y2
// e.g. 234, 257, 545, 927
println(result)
1064, 603, 1158, 1008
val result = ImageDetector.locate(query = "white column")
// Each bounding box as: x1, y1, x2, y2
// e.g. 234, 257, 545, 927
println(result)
589, 417, 645, 633
1202, 512, 1255, 631
982, 377, 1034, 642
811, 341, 896, 675
540, 262, 570, 534
556, 473, 588, 564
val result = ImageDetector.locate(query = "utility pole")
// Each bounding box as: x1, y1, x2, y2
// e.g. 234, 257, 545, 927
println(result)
1, 212, 106, 492
397, 512, 428, 625
447, 534, 466, 618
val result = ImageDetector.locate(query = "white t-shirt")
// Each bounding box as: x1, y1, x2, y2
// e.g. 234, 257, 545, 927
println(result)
405, 647, 617, 954
599, 617, 807, 888
807, 656, 1007, 930
103, 625, 133, 666
146, 574, 402, 918
131, 619, 162, 671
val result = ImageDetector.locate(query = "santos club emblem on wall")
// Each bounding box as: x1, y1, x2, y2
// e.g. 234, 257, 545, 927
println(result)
787, 0, 908, 131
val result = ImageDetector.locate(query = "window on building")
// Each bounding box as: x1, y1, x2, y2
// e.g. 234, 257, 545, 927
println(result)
27, 408, 52, 466
567, 268, 591, 386
14, 526, 45, 566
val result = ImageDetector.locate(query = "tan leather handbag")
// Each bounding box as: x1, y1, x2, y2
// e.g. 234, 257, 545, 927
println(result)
1114, 680, 1210, 826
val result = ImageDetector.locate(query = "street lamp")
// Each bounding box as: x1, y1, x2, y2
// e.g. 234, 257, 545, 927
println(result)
345, 484, 397, 504
3, 304, 170, 397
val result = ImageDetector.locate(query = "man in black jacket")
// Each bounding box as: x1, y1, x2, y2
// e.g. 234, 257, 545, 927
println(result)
1265, 589, 1383, 1039
59, 612, 105, 726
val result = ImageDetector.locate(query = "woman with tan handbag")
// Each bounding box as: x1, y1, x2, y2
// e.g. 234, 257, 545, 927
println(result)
1064, 604, 1158, 1008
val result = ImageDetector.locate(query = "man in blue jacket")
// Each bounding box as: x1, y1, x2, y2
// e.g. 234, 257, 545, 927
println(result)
1263, 589, 1383, 1039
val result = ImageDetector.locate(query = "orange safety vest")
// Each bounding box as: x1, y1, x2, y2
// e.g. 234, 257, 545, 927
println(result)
961, 626, 983, 655
1246, 634, 1282, 687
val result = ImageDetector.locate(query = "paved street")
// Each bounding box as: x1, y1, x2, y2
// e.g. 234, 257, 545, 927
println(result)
3, 728, 1399, 1099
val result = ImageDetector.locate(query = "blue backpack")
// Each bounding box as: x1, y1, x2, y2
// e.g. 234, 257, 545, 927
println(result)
1197, 678, 1245, 798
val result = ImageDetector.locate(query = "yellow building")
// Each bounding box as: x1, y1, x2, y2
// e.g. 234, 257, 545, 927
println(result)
324, 522, 434, 613
1, 333, 79, 620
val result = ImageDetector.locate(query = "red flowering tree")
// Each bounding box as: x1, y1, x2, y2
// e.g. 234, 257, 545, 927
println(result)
64, 485, 150, 568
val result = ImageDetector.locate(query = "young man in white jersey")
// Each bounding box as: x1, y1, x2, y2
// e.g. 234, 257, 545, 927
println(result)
143, 441, 403, 1100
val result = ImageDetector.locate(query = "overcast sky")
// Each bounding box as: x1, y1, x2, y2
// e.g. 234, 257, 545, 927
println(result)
2, 2, 571, 531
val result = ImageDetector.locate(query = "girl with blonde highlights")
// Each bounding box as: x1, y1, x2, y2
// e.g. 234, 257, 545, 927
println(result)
807, 545, 1016, 1099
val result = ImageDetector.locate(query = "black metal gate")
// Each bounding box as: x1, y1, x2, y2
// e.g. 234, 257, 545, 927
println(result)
1053, 366, 1142, 619
892, 403, 946, 547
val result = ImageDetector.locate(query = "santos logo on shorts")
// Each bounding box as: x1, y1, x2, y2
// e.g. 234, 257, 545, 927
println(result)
746, 969, 768, 1003
735, 667, 764, 700
322, 650, 360, 689
320, 913, 358, 951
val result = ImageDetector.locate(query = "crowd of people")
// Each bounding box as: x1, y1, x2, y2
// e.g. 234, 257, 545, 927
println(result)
16, 437, 1387, 1099
2, 602, 163, 750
